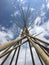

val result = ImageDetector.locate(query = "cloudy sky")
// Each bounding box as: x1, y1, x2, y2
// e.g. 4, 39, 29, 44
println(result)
0, 0, 49, 65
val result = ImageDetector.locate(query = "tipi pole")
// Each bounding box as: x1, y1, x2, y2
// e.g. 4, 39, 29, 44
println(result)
27, 36, 49, 65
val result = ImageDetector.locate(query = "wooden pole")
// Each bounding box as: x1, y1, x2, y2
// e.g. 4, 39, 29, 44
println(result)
0, 36, 26, 51
32, 39, 49, 55
15, 46, 20, 65
35, 50, 44, 65
29, 42, 35, 65
0, 51, 12, 65
0, 45, 18, 65
28, 34, 49, 45
27, 36, 49, 65
0, 39, 27, 58
9, 49, 17, 65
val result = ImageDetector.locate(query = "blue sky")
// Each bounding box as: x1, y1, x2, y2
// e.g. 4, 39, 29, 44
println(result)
0, 0, 49, 65
0, 0, 49, 43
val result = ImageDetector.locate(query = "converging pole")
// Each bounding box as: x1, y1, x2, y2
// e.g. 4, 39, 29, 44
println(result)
27, 36, 49, 65
9, 48, 17, 65
28, 34, 49, 45
29, 41, 35, 65
1, 51, 12, 65
35, 50, 44, 65
15, 46, 20, 65
0, 36, 26, 51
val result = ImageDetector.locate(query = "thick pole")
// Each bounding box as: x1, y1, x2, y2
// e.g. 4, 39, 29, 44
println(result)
0, 44, 17, 65
0, 40, 27, 58
32, 39, 49, 55
27, 36, 49, 65
28, 34, 49, 45
35, 50, 44, 65
40, 46, 49, 56
0, 36, 26, 51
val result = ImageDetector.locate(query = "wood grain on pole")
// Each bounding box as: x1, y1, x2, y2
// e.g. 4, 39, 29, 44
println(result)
28, 34, 49, 45
0, 38, 27, 58
27, 36, 49, 65
0, 36, 26, 51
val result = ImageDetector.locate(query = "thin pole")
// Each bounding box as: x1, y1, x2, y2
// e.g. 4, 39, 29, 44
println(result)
29, 42, 35, 65
27, 36, 49, 65
28, 34, 49, 45
15, 46, 20, 65
19, 6, 26, 27
33, 31, 43, 37
0, 44, 17, 65
9, 48, 17, 65
1, 47, 11, 54
0, 46, 14, 65
1, 51, 12, 65
0, 39, 27, 58
24, 43, 27, 65
32, 40, 49, 56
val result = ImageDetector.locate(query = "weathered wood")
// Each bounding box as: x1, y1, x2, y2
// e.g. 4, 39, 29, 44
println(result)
0, 39, 27, 58
35, 50, 44, 65
0, 51, 12, 65
27, 36, 49, 65
0, 44, 18, 65
32, 39, 49, 55
0, 36, 26, 51
28, 34, 49, 45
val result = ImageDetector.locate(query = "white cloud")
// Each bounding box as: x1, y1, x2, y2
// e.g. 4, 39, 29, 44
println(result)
0, 22, 21, 44
31, 8, 35, 11
20, 0, 27, 4
0, 30, 13, 44
42, 4, 45, 9
29, 25, 45, 38
34, 17, 41, 25
47, 2, 49, 9
41, 12, 45, 16
29, 18, 49, 41
14, 11, 19, 16
42, 20, 49, 39
42, 20, 49, 32
1, 26, 5, 30
22, 7, 27, 10
0, 23, 18, 44
21, 0, 23, 2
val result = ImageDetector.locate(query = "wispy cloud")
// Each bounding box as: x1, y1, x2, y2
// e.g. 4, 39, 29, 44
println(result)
0, 30, 13, 44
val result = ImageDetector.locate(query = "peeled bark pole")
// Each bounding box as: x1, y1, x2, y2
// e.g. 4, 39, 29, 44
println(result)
0, 38, 27, 58
0, 51, 12, 65
27, 36, 49, 65
35, 50, 44, 65
0, 36, 26, 51
28, 34, 49, 45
